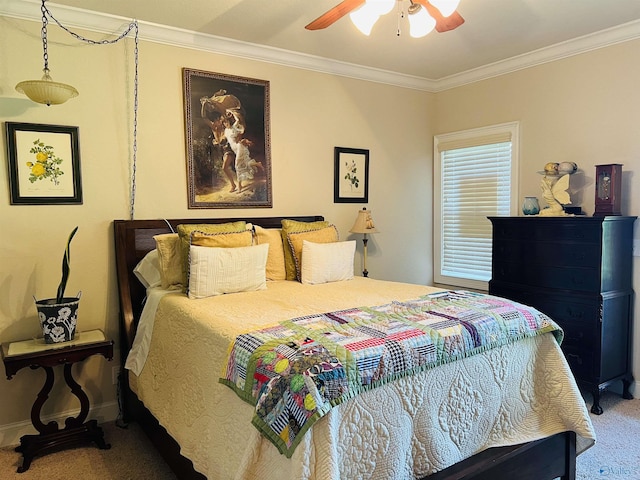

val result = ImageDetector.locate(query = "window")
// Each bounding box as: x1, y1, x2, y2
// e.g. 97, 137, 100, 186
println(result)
433, 122, 519, 290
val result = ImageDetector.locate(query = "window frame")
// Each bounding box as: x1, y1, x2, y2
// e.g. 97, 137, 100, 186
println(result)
433, 122, 520, 291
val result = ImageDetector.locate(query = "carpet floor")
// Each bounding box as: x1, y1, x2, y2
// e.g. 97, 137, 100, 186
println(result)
0, 391, 637, 479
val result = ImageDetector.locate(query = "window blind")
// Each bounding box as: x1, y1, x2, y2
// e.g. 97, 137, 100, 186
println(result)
440, 142, 512, 282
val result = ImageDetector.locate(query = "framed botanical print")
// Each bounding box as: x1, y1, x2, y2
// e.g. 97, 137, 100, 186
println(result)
334, 146, 369, 203
183, 68, 272, 208
5, 122, 82, 205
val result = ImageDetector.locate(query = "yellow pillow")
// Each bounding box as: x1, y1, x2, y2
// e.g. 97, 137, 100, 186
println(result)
287, 225, 339, 281
281, 219, 330, 280
177, 222, 247, 288
191, 230, 253, 248
154, 233, 183, 289
254, 226, 286, 281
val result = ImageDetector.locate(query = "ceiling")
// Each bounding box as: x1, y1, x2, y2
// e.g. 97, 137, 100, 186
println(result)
7, 0, 640, 89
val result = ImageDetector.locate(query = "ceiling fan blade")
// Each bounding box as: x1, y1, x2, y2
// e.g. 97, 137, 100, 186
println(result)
413, 0, 465, 32
305, 0, 366, 30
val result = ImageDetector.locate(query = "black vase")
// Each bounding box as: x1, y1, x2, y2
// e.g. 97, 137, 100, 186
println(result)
35, 295, 80, 344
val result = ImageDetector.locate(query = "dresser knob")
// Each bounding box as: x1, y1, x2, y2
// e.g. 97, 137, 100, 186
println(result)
567, 308, 583, 319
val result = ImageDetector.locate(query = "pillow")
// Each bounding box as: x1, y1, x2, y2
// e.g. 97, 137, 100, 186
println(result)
154, 233, 183, 289
287, 225, 339, 281
254, 226, 286, 280
281, 219, 331, 280
191, 230, 253, 248
187, 243, 268, 299
301, 240, 356, 285
133, 249, 162, 288
177, 222, 247, 288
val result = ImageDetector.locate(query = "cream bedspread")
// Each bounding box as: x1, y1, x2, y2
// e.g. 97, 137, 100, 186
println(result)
128, 278, 595, 479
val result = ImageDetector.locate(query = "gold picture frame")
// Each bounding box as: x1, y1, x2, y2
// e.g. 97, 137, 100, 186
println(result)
183, 68, 272, 208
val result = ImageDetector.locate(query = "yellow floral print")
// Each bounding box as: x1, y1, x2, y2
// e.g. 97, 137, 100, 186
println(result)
27, 139, 65, 185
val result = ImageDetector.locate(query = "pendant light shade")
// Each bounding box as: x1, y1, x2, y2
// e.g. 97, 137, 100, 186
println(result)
16, 68, 79, 106
15, 0, 78, 106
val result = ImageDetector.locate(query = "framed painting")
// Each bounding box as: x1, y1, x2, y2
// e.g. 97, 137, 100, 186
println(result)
334, 146, 369, 203
5, 122, 82, 205
183, 68, 272, 208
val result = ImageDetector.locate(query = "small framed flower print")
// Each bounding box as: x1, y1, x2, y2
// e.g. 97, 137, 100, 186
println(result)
5, 122, 82, 205
334, 146, 369, 203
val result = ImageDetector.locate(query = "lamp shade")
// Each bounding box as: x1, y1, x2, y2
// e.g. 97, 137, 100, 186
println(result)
16, 69, 78, 106
350, 208, 379, 234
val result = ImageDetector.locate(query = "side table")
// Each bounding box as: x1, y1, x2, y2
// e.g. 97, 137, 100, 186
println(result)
1, 329, 114, 473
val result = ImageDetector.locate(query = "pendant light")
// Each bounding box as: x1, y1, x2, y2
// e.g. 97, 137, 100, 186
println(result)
15, 0, 78, 106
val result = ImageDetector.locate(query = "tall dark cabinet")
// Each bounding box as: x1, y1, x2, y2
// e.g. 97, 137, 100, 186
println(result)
488, 216, 636, 414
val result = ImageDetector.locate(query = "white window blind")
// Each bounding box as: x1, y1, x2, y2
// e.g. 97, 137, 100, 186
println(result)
433, 123, 519, 290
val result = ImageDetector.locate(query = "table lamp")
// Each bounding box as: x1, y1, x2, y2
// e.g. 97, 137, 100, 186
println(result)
349, 207, 379, 277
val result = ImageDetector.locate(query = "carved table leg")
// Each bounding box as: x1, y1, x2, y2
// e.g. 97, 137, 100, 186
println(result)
14, 363, 110, 473
63, 362, 90, 428
590, 388, 603, 415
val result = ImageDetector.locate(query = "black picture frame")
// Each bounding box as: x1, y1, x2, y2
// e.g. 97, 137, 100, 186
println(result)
183, 68, 272, 209
5, 122, 82, 205
334, 146, 369, 203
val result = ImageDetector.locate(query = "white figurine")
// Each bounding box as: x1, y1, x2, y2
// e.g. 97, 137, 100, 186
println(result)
539, 174, 571, 216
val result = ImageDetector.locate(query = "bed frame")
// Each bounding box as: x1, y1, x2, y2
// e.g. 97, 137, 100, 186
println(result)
113, 216, 577, 480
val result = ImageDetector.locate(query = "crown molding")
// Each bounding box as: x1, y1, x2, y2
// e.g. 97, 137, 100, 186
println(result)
3, 0, 640, 93
433, 18, 640, 91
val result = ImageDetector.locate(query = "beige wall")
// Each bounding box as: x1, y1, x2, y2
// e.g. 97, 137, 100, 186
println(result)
1, 13, 638, 442
0, 15, 434, 439
435, 39, 640, 396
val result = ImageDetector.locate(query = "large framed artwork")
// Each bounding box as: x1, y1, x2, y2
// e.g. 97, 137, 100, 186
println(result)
5, 122, 82, 205
334, 146, 369, 203
183, 68, 272, 208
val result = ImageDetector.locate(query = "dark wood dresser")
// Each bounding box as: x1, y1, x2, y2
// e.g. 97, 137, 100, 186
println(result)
488, 216, 636, 414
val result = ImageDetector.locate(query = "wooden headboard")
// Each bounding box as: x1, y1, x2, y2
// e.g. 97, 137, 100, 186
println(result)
113, 216, 323, 362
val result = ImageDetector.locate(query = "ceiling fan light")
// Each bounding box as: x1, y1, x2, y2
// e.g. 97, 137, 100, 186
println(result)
429, 0, 460, 18
365, 0, 395, 16
408, 6, 436, 38
350, 3, 381, 35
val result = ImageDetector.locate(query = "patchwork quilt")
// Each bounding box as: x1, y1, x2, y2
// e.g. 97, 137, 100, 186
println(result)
220, 290, 562, 457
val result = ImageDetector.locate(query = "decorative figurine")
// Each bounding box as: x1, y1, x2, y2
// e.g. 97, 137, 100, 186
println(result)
538, 162, 578, 216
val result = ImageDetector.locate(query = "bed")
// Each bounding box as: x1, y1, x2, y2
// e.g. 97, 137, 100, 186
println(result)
113, 216, 595, 480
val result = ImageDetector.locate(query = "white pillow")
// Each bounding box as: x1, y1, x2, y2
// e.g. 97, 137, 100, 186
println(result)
133, 249, 162, 288
188, 243, 268, 299
301, 240, 355, 285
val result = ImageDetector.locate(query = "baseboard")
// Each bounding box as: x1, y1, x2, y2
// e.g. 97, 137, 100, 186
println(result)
0, 401, 120, 448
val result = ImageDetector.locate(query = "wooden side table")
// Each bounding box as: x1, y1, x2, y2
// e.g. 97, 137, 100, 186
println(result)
1, 329, 114, 473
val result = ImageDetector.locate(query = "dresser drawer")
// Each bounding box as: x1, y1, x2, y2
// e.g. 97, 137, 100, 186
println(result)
492, 240, 601, 268
558, 321, 598, 350
532, 296, 600, 325
490, 221, 602, 244
562, 345, 597, 382
492, 262, 600, 292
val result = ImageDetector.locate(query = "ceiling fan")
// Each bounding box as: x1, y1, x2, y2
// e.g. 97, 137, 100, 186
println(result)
305, 0, 464, 35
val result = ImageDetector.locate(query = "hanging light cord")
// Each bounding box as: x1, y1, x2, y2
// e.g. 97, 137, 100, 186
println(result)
43, 2, 139, 220
40, 2, 49, 72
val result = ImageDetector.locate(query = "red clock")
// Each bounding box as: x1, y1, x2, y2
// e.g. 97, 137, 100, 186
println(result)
594, 164, 622, 216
